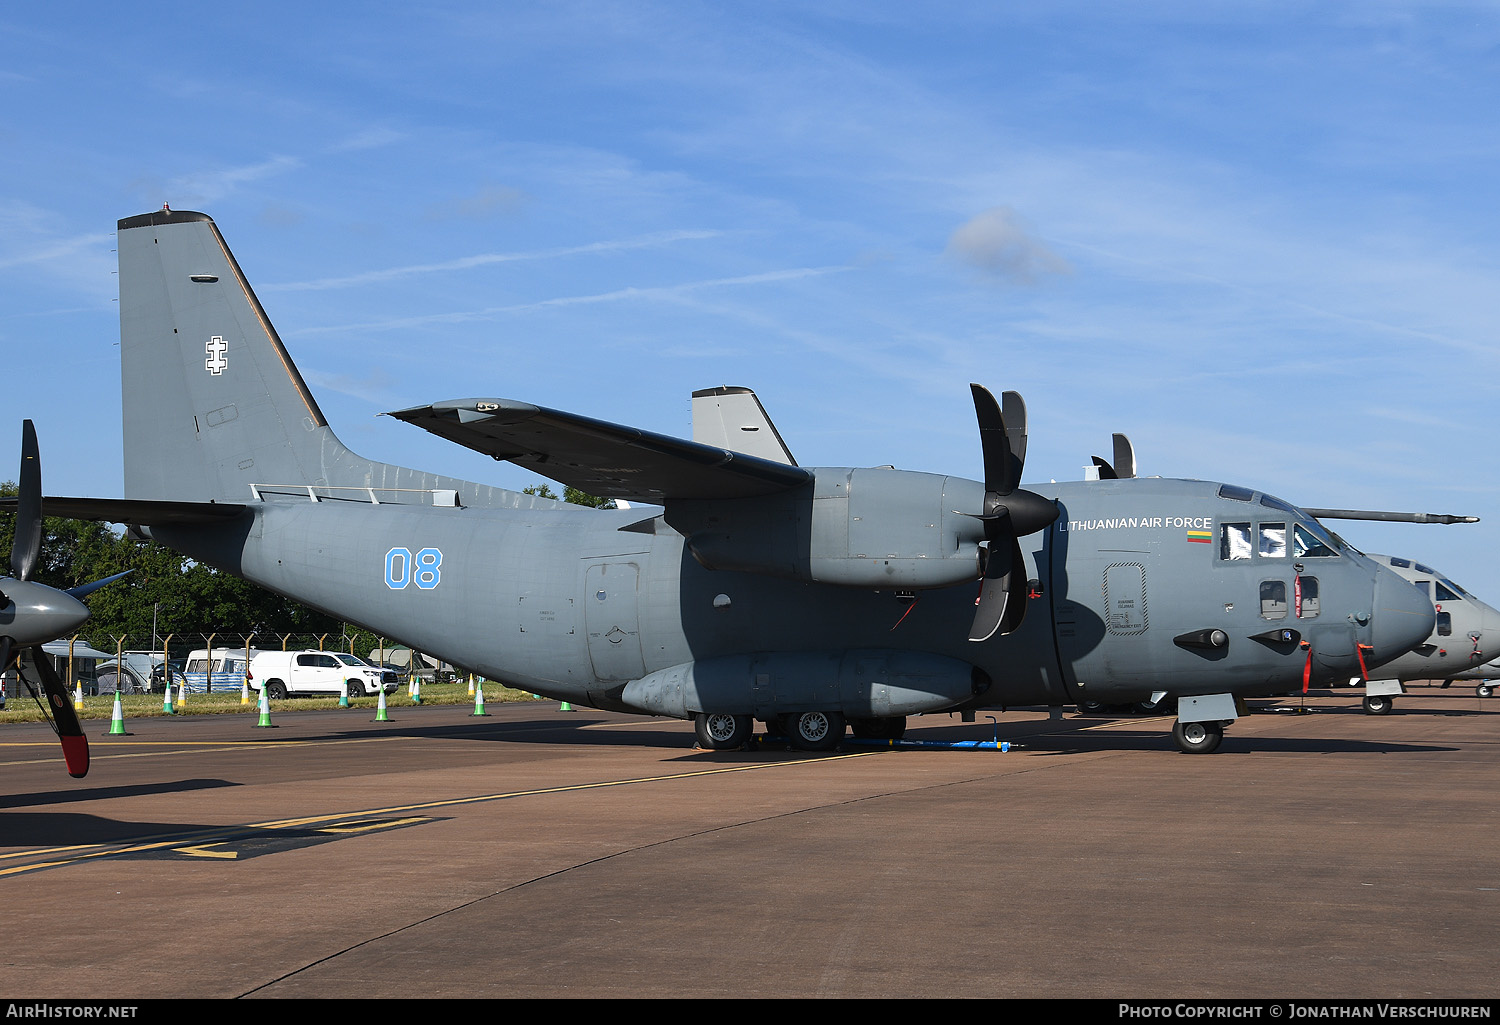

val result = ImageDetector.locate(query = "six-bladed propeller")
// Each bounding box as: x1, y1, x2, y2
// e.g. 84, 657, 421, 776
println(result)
1, 421, 103, 778
966, 385, 1059, 642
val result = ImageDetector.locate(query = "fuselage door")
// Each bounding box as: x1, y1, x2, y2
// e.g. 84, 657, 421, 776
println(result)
1103, 562, 1149, 636
584, 561, 647, 682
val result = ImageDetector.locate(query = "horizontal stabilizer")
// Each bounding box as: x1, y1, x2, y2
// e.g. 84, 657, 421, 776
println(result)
0, 497, 247, 526
387, 398, 813, 502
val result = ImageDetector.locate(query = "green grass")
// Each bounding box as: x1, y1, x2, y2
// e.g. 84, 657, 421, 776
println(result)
0, 680, 544, 724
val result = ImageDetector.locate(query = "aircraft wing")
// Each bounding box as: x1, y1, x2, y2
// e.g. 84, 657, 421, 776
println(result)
387, 398, 814, 501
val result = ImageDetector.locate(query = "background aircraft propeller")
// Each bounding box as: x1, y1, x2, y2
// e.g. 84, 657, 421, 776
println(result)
0, 421, 93, 777
1091, 433, 1137, 480
967, 385, 1059, 642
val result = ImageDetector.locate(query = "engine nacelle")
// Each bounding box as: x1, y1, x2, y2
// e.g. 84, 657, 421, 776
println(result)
620, 649, 991, 720
668, 467, 990, 589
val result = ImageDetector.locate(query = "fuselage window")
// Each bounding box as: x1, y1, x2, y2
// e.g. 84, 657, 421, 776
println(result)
1297, 576, 1320, 618
1260, 580, 1288, 619
1437, 611, 1452, 637
1221, 522, 1253, 560
1259, 523, 1287, 558
1293, 523, 1338, 558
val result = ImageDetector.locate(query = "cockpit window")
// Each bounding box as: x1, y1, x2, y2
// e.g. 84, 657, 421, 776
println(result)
1219, 484, 1255, 502
1220, 522, 1253, 560
1436, 580, 1464, 603
1259, 494, 1298, 514
1293, 522, 1338, 558
1389, 557, 1411, 569
1416, 563, 1436, 575
1258, 523, 1287, 558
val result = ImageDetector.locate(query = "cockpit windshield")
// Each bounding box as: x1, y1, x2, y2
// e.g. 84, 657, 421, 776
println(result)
1259, 493, 1345, 557
1293, 521, 1340, 558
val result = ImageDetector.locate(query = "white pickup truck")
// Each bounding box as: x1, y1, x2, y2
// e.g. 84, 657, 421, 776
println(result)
249, 650, 398, 699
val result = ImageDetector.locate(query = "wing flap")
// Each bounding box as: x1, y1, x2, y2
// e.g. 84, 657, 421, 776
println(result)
387, 398, 812, 501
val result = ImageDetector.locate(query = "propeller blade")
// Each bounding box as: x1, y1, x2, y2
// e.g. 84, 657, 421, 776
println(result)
970, 536, 1028, 642
1111, 433, 1136, 480
1001, 390, 1028, 476
970, 384, 1018, 496
23, 647, 89, 778
1091, 455, 1117, 480
13, 420, 42, 582
65, 570, 133, 601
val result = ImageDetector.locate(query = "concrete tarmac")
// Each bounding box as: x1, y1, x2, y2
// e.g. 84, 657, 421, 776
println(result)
1, 686, 1496, 1000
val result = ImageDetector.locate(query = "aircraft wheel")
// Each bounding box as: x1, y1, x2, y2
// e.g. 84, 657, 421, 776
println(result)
850, 716, 907, 740
346, 679, 366, 698
1478, 683, 1494, 699
786, 710, 845, 751
1362, 695, 1394, 715
267, 681, 288, 701
1172, 719, 1223, 754
1076, 700, 1105, 716
694, 712, 751, 750
1132, 695, 1173, 715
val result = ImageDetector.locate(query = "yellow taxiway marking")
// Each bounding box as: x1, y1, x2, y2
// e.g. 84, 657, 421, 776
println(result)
0, 735, 405, 767
173, 843, 239, 860
0, 749, 878, 877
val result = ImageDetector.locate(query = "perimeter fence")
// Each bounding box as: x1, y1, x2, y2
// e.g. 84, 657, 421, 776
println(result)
8, 631, 464, 698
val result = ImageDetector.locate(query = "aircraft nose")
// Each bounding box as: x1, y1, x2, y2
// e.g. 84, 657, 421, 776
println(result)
1366, 565, 1436, 666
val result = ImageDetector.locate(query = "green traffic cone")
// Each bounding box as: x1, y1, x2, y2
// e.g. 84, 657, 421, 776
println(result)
107, 689, 130, 736
338, 684, 349, 708
374, 685, 391, 722
162, 685, 174, 715
254, 686, 276, 728
559, 700, 573, 712
471, 682, 488, 717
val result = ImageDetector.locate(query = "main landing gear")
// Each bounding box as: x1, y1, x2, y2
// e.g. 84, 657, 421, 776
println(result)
694, 712, 753, 750
782, 710, 846, 751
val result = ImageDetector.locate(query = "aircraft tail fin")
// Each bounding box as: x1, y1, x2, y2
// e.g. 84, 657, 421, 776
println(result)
116, 209, 523, 508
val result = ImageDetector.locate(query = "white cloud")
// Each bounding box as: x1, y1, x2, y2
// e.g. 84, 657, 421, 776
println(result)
946, 207, 1071, 285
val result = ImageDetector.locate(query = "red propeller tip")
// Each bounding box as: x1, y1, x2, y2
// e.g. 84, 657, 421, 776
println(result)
61, 734, 89, 778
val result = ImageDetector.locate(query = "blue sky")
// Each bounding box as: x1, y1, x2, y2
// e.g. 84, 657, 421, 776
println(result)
3, 2, 1498, 592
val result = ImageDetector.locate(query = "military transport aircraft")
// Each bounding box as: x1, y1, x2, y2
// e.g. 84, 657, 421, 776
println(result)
19, 208, 1440, 757
0, 421, 128, 778
1348, 555, 1500, 710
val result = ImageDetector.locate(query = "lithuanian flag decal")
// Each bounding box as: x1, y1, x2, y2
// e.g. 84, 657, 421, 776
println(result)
1186, 529, 1213, 544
